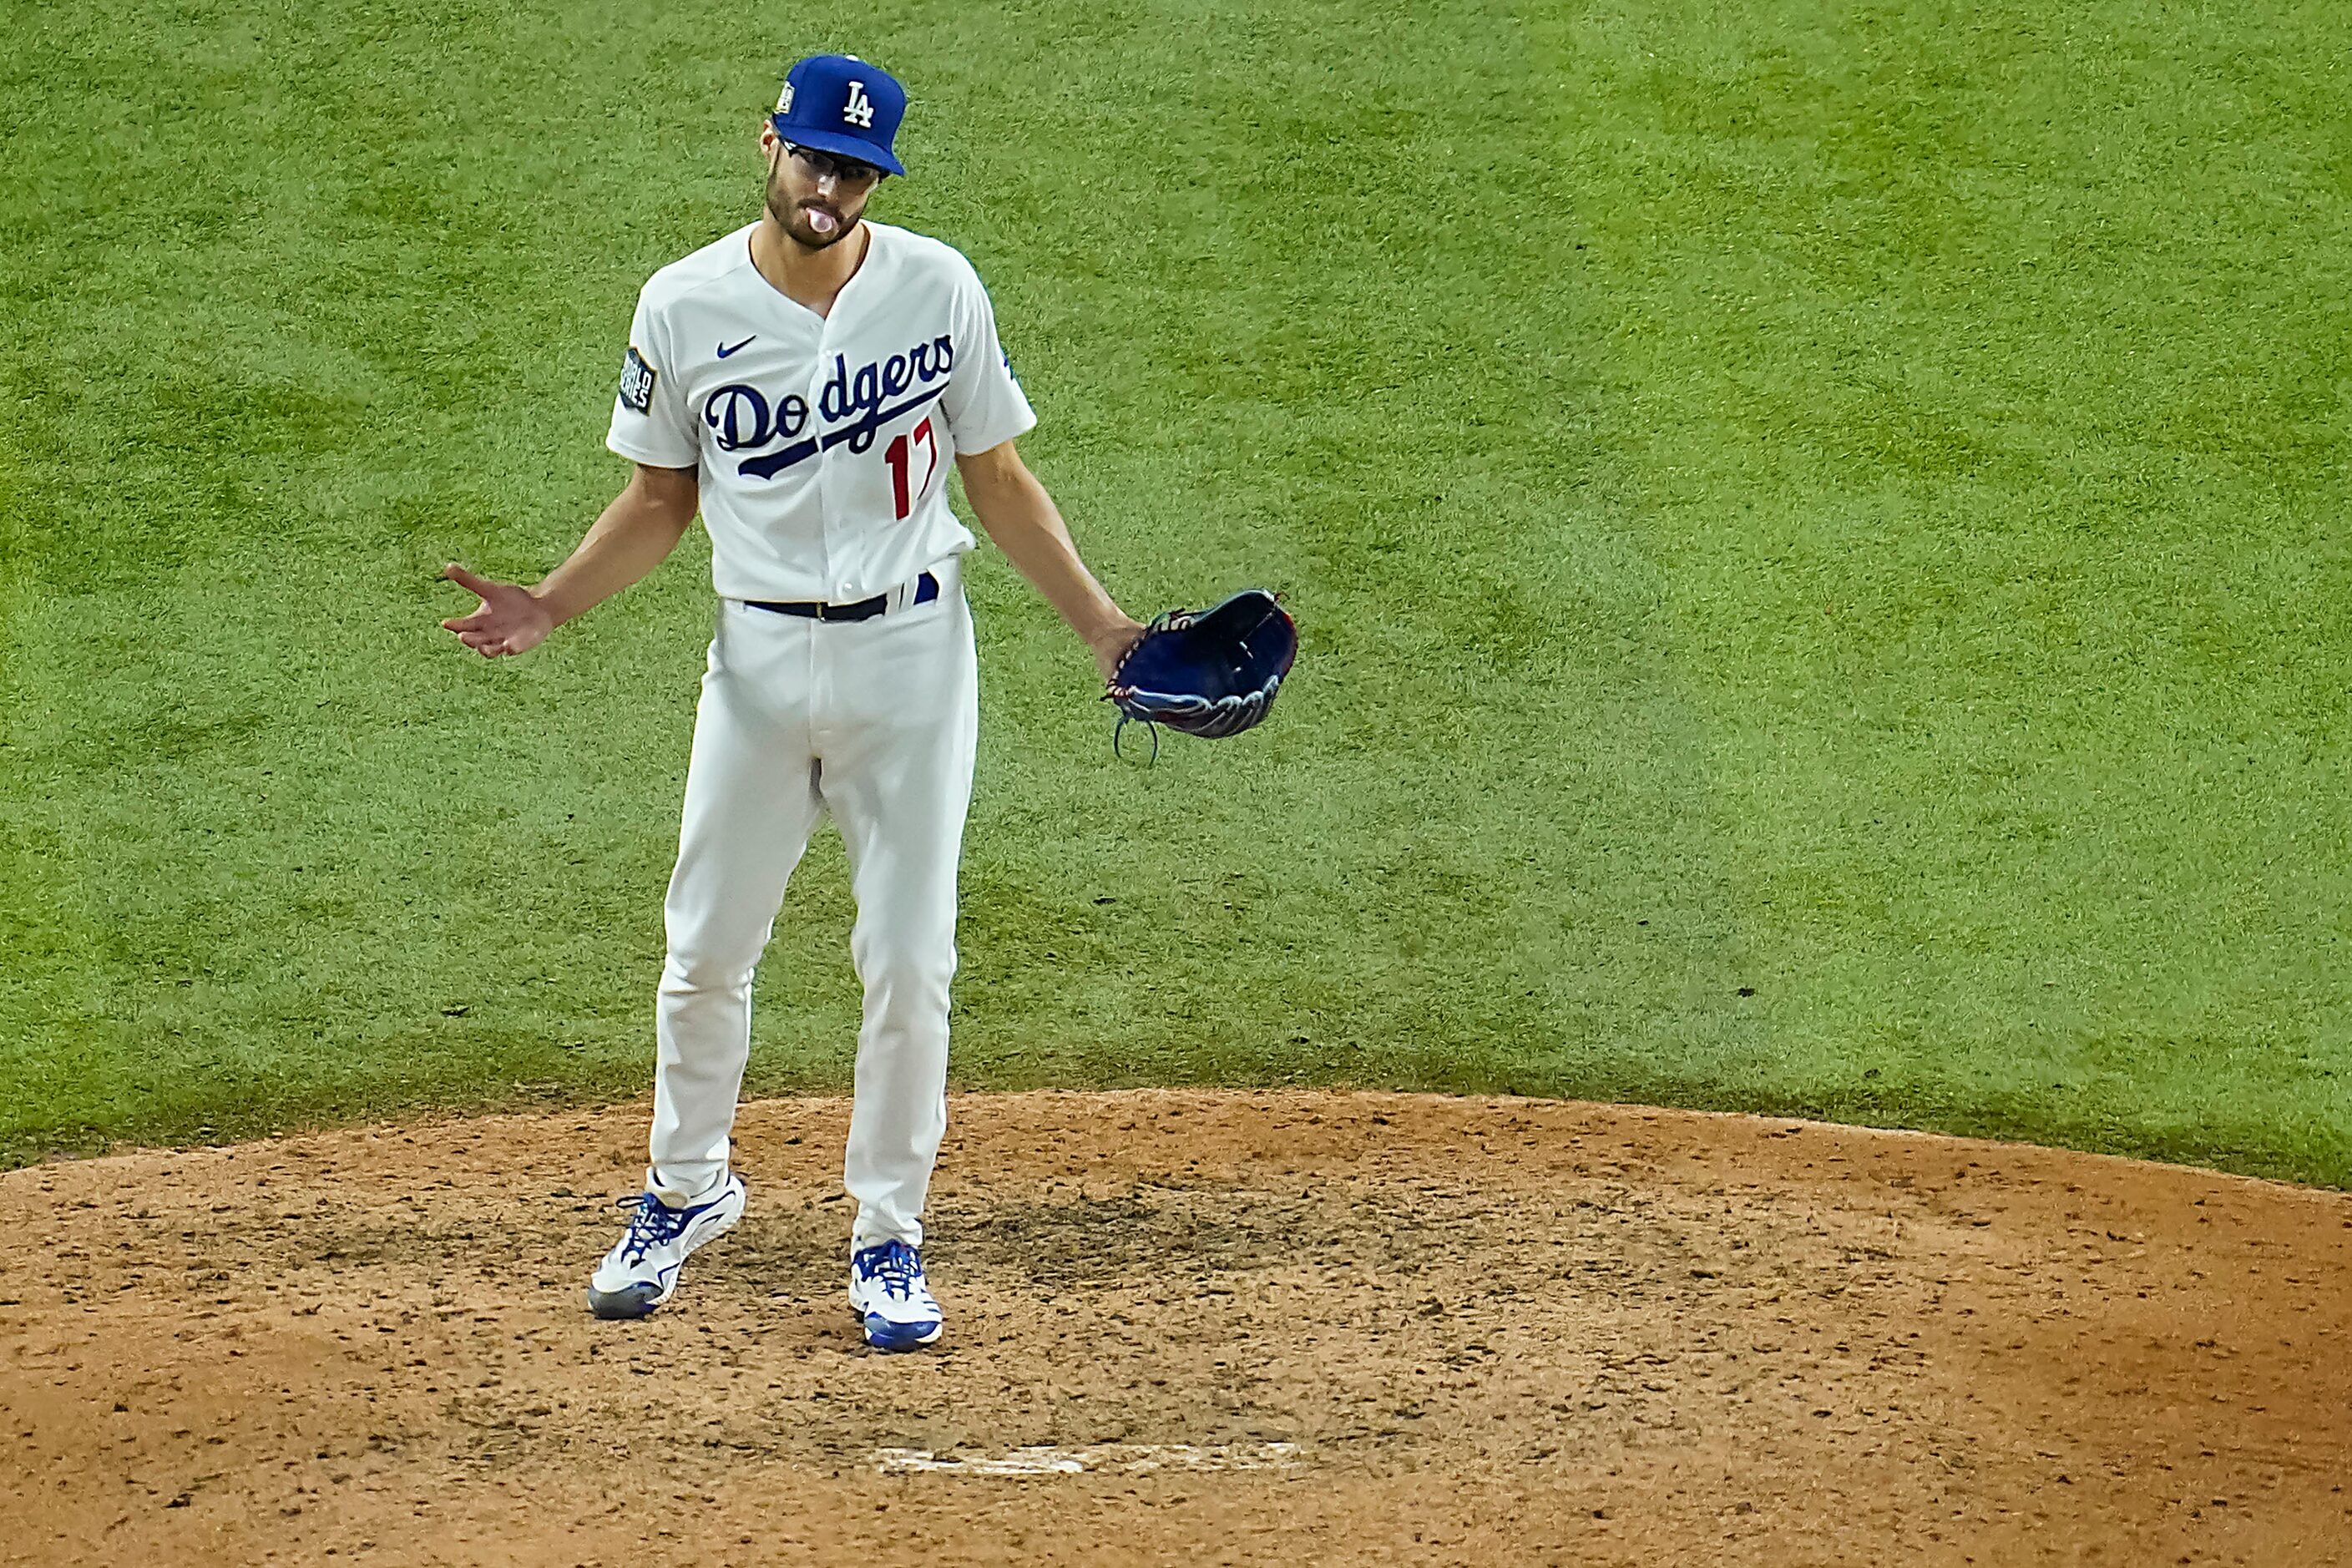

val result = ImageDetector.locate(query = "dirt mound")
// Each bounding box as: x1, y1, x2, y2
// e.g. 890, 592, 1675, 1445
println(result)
3, 1090, 2348, 1565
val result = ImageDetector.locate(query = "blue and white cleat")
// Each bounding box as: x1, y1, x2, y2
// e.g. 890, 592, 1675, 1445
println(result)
849, 1239, 943, 1351
586, 1174, 746, 1320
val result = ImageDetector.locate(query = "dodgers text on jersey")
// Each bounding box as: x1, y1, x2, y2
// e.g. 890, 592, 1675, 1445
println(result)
698, 333, 957, 478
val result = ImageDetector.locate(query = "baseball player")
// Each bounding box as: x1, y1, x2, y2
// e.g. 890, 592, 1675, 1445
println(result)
438, 53, 1141, 1349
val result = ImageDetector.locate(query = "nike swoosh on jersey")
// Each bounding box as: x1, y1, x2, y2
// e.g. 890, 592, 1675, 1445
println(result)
716, 336, 756, 358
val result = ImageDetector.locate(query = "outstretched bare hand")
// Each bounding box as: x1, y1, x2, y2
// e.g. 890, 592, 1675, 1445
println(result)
439, 564, 554, 658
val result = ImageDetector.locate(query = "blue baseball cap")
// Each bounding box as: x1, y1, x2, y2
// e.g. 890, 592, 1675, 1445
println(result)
771, 54, 908, 177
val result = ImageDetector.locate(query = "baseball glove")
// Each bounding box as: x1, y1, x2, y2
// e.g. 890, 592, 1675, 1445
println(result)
1105, 589, 1297, 751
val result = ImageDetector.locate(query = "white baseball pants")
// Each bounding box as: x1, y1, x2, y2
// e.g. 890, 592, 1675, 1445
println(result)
645, 556, 976, 1252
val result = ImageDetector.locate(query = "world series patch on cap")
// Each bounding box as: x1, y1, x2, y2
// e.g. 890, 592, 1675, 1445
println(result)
773, 53, 908, 176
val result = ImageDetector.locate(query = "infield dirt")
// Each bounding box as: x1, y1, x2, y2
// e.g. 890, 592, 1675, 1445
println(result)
3, 1090, 2348, 1566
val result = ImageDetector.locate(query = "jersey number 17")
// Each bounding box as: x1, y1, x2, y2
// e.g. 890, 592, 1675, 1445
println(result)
884, 416, 939, 519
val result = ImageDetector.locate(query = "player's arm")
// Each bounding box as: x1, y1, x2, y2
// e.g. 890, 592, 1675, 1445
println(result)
956, 438, 1141, 680
439, 463, 699, 659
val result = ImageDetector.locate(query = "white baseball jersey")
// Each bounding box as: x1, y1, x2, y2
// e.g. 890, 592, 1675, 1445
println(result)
606, 220, 1035, 604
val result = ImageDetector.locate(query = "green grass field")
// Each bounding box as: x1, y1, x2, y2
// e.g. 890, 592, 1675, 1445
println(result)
3, 0, 2346, 1183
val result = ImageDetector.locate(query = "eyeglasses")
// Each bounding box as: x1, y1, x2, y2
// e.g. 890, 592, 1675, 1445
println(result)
782, 143, 883, 189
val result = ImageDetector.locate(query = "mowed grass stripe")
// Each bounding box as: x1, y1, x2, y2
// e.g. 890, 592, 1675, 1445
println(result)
0, 0, 1743, 1157
1, 0, 2344, 1182
1546, 1, 2351, 1177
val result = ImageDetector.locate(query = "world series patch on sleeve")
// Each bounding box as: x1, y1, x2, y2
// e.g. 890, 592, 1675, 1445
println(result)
618, 346, 657, 414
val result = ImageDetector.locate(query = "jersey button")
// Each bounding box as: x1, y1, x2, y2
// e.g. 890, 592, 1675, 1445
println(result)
837, 583, 854, 598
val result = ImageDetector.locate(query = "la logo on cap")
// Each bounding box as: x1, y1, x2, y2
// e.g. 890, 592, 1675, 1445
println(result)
769, 53, 908, 176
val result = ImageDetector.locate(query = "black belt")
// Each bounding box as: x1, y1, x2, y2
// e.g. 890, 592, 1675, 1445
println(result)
746, 571, 938, 623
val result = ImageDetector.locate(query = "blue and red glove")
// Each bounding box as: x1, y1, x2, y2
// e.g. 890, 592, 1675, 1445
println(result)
1104, 589, 1297, 746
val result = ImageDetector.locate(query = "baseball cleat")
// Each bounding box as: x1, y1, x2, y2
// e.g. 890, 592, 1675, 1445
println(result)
848, 1238, 943, 1351
586, 1174, 747, 1320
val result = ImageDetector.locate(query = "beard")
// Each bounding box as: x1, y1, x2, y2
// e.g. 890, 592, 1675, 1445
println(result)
763, 159, 860, 250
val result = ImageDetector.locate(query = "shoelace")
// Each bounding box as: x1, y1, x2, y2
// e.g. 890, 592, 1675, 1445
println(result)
1104, 607, 1191, 766
1110, 711, 1162, 765
857, 1240, 923, 1301
616, 1192, 691, 1265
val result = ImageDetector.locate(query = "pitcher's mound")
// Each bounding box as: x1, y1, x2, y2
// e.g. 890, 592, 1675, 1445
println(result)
5, 1090, 2349, 1566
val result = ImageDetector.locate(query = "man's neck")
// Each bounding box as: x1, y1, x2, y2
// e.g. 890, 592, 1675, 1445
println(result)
749, 215, 870, 319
